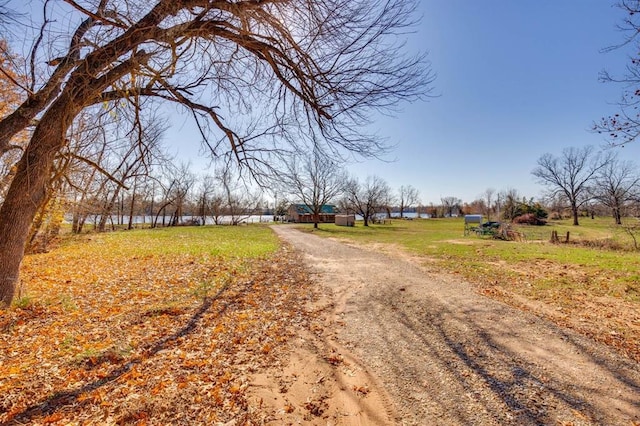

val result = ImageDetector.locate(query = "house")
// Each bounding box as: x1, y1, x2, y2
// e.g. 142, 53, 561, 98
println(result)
287, 204, 338, 223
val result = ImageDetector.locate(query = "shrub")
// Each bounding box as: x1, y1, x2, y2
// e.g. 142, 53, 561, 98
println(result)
513, 213, 546, 226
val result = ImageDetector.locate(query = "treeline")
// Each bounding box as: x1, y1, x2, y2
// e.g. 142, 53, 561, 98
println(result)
0, 111, 272, 253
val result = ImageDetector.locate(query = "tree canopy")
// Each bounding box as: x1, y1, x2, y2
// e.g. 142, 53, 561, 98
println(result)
0, 0, 433, 306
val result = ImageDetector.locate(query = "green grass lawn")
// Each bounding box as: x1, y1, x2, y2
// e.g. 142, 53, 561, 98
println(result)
60, 224, 280, 259
307, 217, 640, 302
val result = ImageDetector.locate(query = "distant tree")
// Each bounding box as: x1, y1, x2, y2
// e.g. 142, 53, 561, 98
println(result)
342, 175, 392, 226
150, 162, 195, 227
65, 114, 115, 233
96, 118, 165, 231
483, 188, 496, 221
427, 202, 438, 218
214, 167, 263, 226
398, 185, 419, 218
440, 196, 461, 217
466, 189, 497, 220
466, 198, 486, 215
169, 163, 195, 226
382, 189, 397, 219
500, 188, 522, 221
269, 189, 290, 222
416, 203, 428, 218
532, 146, 612, 226
195, 175, 216, 226
274, 198, 290, 222
593, 155, 640, 225
544, 192, 567, 220
282, 152, 346, 229
494, 191, 505, 221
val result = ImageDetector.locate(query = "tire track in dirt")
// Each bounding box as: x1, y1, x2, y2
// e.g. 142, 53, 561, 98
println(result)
270, 225, 640, 426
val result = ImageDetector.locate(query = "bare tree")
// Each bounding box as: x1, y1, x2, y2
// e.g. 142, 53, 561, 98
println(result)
595, 0, 640, 146
440, 196, 461, 218
398, 184, 419, 218
593, 155, 640, 225
168, 163, 195, 226
0, 0, 433, 306
274, 198, 290, 222
492, 188, 522, 221
96, 116, 166, 231
214, 166, 261, 225
545, 192, 567, 220
342, 175, 392, 226
209, 192, 227, 225
282, 152, 346, 229
195, 174, 215, 225
195, 173, 236, 225
152, 174, 177, 228
65, 115, 111, 233
532, 146, 612, 226
500, 188, 524, 221
149, 162, 195, 227
483, 188, 496, 221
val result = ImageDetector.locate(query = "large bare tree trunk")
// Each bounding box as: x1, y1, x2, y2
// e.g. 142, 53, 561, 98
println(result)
0, 102, 73, 306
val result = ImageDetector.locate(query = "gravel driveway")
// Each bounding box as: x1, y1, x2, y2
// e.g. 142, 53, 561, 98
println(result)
271, 225, 640, 426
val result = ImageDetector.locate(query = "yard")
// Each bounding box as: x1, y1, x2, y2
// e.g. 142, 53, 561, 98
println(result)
0, 226, 315, 424
1, 221, 638, 424
307, 217, 640, 361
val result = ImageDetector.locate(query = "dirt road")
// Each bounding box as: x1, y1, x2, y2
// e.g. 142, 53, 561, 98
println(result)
267, 225, 640, 425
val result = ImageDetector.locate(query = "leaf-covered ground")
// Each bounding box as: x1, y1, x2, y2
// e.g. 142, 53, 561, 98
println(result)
0, 228, 316, 425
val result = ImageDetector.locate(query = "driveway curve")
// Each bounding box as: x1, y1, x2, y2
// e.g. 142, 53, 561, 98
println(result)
271, 225, 640, 425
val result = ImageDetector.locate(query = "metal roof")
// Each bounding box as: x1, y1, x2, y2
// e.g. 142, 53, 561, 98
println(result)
292, 204, 338, 214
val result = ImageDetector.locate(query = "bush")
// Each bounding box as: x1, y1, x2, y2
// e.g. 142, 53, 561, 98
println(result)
513, 213, 546, 226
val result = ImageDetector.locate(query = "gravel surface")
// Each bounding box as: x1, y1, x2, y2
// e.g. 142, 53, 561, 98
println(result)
271, 225, 640, 426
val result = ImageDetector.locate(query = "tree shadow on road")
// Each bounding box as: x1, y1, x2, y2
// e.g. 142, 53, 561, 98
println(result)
358, 291, 640, 425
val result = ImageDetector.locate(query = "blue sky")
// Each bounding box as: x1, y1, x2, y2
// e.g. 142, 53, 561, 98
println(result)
167, 1, 640, 205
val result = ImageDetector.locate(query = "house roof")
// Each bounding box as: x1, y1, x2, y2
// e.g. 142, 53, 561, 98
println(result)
291, 204, 338, 214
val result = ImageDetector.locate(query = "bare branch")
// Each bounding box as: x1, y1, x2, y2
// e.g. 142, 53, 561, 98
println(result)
65, 151, 129, 189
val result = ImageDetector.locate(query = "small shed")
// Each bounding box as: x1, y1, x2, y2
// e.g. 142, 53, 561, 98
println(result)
464, 214, 483, 235
335, 214, 355, 227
